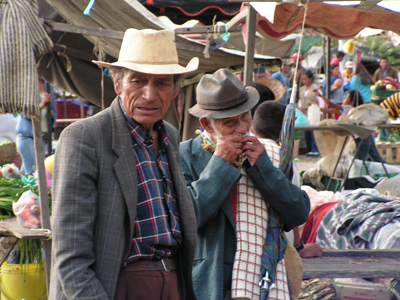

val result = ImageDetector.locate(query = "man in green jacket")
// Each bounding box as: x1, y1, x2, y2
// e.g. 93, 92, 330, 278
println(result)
180, 68, 310, 300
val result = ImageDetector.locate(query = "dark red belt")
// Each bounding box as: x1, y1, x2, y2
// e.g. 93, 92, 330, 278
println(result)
124, 258, 174, 272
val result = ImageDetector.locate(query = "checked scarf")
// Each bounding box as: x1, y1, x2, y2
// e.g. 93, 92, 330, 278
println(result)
198, 132, 290, 299
231, 139, 290, 300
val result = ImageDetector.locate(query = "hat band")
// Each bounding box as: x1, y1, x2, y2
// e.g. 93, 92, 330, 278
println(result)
197, 90, 249, 111
117, 59, 179, 65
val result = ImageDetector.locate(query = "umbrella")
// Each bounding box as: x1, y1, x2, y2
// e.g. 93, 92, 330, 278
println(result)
279, 83, 297, 180
259, 84, 297, 300
259, 207, 288, 299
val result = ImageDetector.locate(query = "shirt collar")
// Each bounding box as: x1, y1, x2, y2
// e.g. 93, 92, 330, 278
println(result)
118, 97, 169, 148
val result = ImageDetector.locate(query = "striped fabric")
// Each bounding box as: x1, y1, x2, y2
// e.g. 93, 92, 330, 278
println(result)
0, 0, 53, 120
380, 92, 400, 120
231, 140, 290, 300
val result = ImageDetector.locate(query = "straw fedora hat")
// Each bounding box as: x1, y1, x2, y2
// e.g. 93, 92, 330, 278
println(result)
255, 77, 286, 102
93, 28, 199, 74
189, 68, 259, 119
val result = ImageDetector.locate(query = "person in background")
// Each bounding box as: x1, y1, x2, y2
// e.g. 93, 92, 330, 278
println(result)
342, 61, 354, 86
251, 82, 275, 116
180, 68, 310, 300
252, 101, 323, 259
348, 64, 372, 104
323, 64, 344, 105
373, 57, 398, 83
289, 53, 306, 103
330, 50, 345, 66
316, 89, 385, 163
50, 28, 199, 300
16, 82, 53, 175
271, 59, 292, 105
299, 70, 323, 156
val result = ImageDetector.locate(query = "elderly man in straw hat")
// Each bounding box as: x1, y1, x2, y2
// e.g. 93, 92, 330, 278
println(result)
179, 68, 310, 300
50, 29, 199, 300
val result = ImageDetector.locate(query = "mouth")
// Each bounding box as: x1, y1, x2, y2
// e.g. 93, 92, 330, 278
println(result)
137, 107, 159, 112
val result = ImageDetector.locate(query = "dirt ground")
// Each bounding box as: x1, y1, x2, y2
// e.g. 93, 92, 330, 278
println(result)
294, 155, 319, 173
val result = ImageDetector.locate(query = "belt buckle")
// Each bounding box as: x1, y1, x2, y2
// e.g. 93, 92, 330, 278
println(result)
161, 258, 172, 272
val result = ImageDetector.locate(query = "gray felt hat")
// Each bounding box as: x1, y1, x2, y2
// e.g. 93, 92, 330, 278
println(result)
189, 68, 259, 119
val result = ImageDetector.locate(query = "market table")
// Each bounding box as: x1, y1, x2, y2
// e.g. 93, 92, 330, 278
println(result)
303, 249, 400, 279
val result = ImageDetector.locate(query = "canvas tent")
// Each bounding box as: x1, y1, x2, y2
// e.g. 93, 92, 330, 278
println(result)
37, 0, 281, 139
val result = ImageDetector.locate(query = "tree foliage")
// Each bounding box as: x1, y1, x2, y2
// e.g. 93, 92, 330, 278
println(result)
362, 37, 400, 67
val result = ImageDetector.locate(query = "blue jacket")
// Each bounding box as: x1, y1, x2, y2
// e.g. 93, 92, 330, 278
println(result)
179, 134, 310, 300
323, 75, 344, 104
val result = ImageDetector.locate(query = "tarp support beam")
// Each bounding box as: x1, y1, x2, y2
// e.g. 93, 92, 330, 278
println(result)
243, 5, 257, 86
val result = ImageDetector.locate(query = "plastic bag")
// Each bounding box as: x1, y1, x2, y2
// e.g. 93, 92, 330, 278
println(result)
295, 108, 311, 127
12, 190, 41, 229
0, 164, 22, 179
348, 103, 389, 126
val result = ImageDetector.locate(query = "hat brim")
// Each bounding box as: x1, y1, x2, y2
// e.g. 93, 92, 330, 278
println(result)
189, 86, 260, 119
92, 57, 199, 75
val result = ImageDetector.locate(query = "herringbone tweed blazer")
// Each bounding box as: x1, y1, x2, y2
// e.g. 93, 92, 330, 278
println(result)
49, 98, 197, 300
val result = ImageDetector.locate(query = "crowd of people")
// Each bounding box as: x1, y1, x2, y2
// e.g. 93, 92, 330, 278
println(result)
266, 52, 399, 160
2, 27, 400, 300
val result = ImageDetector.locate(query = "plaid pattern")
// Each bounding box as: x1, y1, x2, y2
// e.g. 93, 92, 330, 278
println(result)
120, 102, 181, 264
317, 188, 400, 250
231, 140, 290, 300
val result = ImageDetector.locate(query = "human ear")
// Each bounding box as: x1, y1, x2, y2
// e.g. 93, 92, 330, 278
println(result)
113, 73, 122, 95
199, 118, 214, 134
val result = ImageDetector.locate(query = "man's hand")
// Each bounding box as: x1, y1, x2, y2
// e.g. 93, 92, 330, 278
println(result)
242, 136, 265, 166
214, 134, 243, 165
39, 93, 52, 110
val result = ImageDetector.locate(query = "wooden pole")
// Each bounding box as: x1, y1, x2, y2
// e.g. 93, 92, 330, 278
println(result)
326, 37, 331, 100
32, 121, 52, 295
243, 4, 257, 86
44, 82, 52, 156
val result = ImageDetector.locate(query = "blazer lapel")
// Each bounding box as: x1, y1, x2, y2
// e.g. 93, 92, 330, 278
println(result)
110, 99, 138, 237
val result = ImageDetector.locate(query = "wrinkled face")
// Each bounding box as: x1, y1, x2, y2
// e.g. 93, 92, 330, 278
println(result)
301, 74, 312, 86
202, 112, 252, 143
380, 59, 389, 70
331, 66, 340, 77
114, 69, 177, 131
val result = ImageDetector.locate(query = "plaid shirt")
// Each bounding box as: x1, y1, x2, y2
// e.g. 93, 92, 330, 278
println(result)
119, 101, 181, 265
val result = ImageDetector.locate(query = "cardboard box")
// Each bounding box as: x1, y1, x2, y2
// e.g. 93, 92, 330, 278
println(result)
334, 280, 391, 300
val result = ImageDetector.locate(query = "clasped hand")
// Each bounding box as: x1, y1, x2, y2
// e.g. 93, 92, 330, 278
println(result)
214, 134, 265, 166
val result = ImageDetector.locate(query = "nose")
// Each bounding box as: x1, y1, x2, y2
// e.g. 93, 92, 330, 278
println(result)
142, 83, 157, 102
234, 120, 249, 135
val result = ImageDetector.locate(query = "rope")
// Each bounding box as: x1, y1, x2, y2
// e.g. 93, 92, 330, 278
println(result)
289, 0, 310, 105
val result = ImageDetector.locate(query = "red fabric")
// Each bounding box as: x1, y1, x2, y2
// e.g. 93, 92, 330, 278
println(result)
301, 202, 338, 244
255, 3, 400, 39
230, 186, 237, 223
330, 58, 339, 65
